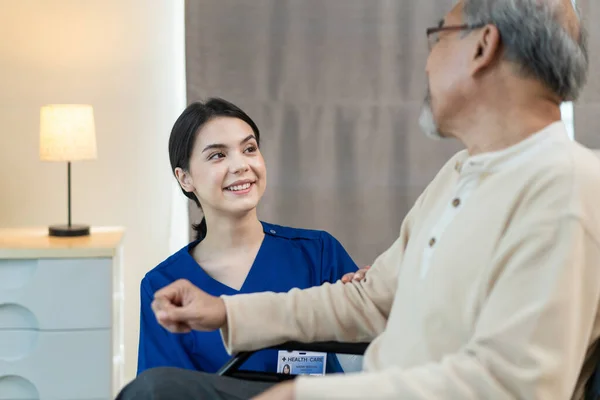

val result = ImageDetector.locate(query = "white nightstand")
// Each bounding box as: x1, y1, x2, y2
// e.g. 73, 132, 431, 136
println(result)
0, 227, 124, 400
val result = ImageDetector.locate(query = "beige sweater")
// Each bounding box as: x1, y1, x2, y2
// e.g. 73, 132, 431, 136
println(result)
221, 122, 600, 400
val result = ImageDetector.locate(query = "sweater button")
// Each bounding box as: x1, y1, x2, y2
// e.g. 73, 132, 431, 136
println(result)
452, 198, 461, 207
429, 237, 436, 247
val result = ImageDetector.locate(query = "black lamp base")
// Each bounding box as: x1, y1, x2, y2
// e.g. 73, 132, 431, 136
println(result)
48, 224, 90, 237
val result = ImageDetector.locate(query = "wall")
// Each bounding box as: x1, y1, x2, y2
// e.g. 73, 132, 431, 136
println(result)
0, 0, 187, 385
574, 0, 600, 149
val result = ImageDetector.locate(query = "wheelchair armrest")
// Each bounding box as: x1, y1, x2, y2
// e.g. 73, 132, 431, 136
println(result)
269, 341, 369, 355
217, 341, 369, 379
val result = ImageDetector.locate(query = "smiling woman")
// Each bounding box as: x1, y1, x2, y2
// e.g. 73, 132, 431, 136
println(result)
168, 99, 265, 243
136, 98, 361, 376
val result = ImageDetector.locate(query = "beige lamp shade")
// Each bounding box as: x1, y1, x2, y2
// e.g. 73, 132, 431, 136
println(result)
40, 104, 97, 161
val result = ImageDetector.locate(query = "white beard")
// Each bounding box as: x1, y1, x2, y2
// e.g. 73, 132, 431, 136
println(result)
418, 92, 443, 140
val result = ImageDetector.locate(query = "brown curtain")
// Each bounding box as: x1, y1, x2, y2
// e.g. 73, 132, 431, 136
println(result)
574, 0, 600, 149
184, 0, 461, 266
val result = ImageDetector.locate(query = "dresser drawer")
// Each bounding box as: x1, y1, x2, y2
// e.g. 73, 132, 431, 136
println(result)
0, 330, 111, 399
0, 258, 112, 330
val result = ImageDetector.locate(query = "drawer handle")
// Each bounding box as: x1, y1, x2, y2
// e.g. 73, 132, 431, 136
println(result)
0, 375, 39, 399
0, 304, 39, 361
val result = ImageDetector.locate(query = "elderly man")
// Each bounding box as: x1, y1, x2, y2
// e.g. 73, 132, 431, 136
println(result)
118, 0, 600, 399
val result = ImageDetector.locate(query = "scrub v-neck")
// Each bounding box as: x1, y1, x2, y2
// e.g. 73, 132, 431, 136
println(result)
183, 234, 269, 295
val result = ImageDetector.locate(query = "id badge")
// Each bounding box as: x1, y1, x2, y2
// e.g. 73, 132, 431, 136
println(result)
277, 350, 327, 376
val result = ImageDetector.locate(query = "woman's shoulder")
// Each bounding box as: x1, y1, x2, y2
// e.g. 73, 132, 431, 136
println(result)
261, 221, 338, 244
142, 241, 199, 290
261, 222, 357, 278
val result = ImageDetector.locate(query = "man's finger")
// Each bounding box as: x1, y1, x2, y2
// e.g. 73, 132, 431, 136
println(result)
155, 301, 200, 327
154, 279, 191, 301
160, 319, 192, 334
151, 297, 170, 313
154, 305, 193, 334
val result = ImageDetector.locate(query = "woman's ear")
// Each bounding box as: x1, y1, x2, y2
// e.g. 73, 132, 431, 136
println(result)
174, 167, 195, 192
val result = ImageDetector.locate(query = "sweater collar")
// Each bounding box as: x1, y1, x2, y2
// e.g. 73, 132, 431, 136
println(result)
454, 121, 569, 175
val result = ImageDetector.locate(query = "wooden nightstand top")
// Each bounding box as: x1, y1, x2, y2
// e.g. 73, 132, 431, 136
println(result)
0, 227, 124, 259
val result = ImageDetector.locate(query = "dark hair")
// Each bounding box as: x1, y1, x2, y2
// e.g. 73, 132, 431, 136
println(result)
168, 98, 261, 241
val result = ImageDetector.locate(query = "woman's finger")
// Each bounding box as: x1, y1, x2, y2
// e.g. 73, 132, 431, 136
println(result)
341, 265, 371, 283
341, 272, 355, 283
353, 271, 365, 281
353, 265, 371, 281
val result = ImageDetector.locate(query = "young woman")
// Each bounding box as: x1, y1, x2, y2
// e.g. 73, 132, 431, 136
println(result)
137, 98, 364, 375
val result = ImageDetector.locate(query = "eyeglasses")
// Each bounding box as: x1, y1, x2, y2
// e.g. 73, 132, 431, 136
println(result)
426, 23, 486, 50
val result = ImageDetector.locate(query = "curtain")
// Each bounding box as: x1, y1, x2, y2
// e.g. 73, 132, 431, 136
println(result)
185, 0, 460, 265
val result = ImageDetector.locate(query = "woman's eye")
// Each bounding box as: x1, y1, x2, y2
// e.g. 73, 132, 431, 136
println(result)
208, 152, 225, 160
244, 145, 257, 153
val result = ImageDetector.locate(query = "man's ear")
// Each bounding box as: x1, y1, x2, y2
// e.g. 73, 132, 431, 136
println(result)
470, 24, 502, 76
174, 167, 194, 192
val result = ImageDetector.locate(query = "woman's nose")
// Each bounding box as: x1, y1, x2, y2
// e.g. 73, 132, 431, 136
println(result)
229, 154, 249, 174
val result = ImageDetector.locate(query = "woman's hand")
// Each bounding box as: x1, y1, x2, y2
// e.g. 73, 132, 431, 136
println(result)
340, 265, 371, 284
151, 279, 227, 333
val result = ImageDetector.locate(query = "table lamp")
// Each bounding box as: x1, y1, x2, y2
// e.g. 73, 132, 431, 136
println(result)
40, 104, 97, 237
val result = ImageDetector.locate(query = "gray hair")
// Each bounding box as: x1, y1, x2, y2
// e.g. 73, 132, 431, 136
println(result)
462, 0, 588, 101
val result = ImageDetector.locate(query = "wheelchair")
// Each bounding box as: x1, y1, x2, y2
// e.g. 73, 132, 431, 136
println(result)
218, 341, 368, 382
218, 340, 600, 399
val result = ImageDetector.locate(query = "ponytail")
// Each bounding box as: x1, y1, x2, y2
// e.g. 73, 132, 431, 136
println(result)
185, 191, 206, 241
192, 216, 207, 241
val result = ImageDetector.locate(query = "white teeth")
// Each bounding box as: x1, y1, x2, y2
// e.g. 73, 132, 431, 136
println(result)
227, 183, 251, 191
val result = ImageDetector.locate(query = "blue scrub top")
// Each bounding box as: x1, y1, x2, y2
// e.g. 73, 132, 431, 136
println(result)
137, 221, 358, 375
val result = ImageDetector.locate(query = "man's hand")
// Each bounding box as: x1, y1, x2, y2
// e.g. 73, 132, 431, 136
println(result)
340, 265, 371, 284
251, 381, 295, 400
151, 279, 227, 333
